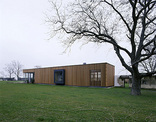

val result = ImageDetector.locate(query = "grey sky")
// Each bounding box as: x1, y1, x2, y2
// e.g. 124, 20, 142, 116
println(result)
0, 0, 129, 77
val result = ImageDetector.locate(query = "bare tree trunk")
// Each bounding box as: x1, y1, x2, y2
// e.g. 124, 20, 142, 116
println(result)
131, 72, 141, 95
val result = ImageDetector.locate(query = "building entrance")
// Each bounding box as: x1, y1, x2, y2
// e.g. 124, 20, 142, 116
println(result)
24, 72, 35, 83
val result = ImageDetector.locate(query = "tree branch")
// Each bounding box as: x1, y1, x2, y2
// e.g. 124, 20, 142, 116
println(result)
134, 47, 156, 65
102, 0, 132, 33
141, 70, 156, 77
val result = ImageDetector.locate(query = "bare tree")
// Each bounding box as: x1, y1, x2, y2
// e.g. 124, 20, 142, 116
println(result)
4, 63, 14, 78
47, 0, 156, 95
141, 55, 156, 72
140, 44, 156, 73
12, 61, 23, 80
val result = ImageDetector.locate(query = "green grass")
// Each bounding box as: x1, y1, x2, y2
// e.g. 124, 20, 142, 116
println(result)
0, 81, 156, 122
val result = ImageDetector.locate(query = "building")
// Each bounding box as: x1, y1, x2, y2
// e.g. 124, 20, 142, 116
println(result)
129, 75, 156, 89
23, 62, 114, 87
115, 75, 156, 89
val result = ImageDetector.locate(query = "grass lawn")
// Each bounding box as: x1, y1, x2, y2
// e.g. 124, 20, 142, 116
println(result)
0, 81, 156, 121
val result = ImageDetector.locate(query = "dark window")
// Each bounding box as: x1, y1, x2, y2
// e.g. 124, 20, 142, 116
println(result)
54, 69, 65, 85
55, 72, 63, 81
90, 70, 101, 82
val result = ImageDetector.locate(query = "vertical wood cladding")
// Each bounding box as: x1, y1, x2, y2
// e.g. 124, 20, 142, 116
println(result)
23, 63, 114, 87
105, 64, 115, 86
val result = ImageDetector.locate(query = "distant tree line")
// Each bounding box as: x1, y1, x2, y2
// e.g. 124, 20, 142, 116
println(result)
0, 60, 23, 80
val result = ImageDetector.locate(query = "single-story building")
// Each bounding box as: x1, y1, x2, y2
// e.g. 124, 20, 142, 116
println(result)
115, 75, 156, 89
129, 75, 156, 89
23, 62, 114, 87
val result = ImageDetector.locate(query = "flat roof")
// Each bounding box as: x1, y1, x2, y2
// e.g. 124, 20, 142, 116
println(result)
23, 62, 114, 71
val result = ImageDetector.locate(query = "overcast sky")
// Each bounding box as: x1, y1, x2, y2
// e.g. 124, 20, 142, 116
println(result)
0, 0, 130, 77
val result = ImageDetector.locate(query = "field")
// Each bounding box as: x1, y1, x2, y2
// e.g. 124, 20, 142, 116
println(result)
0, 81, 156, 121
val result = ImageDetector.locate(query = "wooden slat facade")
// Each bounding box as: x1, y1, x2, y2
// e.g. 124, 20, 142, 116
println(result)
23, 63, 115, 87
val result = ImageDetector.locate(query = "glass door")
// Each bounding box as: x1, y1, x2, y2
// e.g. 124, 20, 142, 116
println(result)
24, 72, 35, 83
